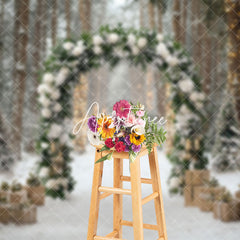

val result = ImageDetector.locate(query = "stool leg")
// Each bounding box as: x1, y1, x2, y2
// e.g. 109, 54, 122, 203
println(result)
87, 150, 104, 240
149, 147, 168, 240
113, 158, 123, 238
130, 156, 144, 240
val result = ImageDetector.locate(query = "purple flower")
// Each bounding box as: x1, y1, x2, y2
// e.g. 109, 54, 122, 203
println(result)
124, 135, 131, 146
124, 145, 130, 152
87, 116, 98, 132
131, 144, 141, 153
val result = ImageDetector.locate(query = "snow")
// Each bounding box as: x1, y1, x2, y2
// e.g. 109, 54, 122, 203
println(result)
0, 146, 240, 240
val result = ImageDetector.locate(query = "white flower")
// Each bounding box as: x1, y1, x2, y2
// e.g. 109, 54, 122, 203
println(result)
39, 95, 51, 107
137, 37, 147, 49
156, 43, 170, 59
93, 46, 102, 55
72, 45, 85, 56
131, 125, 145, 135
131, 46, 139, 55
107, 33, 119, 44
39, 167, 49, 178
55, 67, 69, 86
41, 142, 49, 149
51, 90, 60, 100
53, 103, 62, 112
46, 179, 59, 190
127, 34, 136, 46
57, 178, 68, 188
37, 84, 48, 95
157, 33, 164, 42
87, 130, 102, 146
190, 92, 205, 102
60, 133, 69, 144
169, 177, 180, 189
178, 78, 194, 93
166, 56, 179, 67
63, 41, 74, 51
41, 108, 51, 118
179, 105, 191, 115
48, 124, 62, 139
93, 35, 103, 45
43, 73, 54, 84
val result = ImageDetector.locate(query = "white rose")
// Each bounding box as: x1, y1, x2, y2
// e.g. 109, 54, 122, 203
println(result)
131, 125, 145, 135
43, 73, 54, 84
60, 133, 69, 144
72, 45, 85, 56
131, 46, 139, 55
48, 124, 62, 139
157, 33, 164, 42
63, 41, 74, 51
39, 167, 49, 178
156, 43, 170, 59
57, 178, 68, 188
87, 130, 102, 146
39, 95, 51, 107
41, 142, 49, 149
127, 34, 136, 46
190, 92, 205, 102
53, 103, 62, 112
137, 37, 147, 49
166, 56, 179, 67
178, 79, 194, 93
179, 105, 191, 115
46, 179, 59, 190
93, 35, 103, 45
51, 90, 60, 100
41, 108, 51, 118
107, 33, 119, 44
93, 46, 102, 55
55, 67, 69, 86
37, 84, 48, 95
169, 177, 180, 189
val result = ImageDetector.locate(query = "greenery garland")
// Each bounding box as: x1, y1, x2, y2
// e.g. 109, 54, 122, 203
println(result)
36, 25, 207, 199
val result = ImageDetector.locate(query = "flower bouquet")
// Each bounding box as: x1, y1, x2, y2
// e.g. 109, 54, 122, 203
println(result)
87, 100, 166, 163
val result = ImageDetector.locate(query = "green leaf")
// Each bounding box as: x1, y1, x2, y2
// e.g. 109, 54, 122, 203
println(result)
129, 151, 137, 163
99, 145, 110, 152
95, 152, 113, 164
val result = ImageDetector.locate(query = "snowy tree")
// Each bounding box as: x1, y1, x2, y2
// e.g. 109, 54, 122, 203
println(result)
0, 112, 13, 170
213, 96, 240, 171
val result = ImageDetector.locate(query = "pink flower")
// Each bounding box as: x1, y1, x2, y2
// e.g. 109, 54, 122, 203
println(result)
125, 113, 136, 127
113, 100, 131, 118
136, 118, 146, 127
136, 110, 145, 117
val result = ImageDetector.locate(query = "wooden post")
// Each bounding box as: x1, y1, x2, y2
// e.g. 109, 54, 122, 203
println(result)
130, 156, 144, 240
87, 150, 104, 240
113, 158, 123, 238
149, 147, 168, 240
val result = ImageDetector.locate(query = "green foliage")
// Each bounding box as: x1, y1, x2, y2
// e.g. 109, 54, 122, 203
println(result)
26, 173, 41, 187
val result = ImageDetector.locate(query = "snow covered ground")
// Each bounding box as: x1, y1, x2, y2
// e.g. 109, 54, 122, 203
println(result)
0, 146, 240, 240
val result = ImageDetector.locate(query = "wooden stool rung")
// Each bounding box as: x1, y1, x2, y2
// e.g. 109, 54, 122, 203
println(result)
120, 176, 152, 184
105, 230, 118, 237
99, 192, 112, 200
94, 236, 126, 240
142, 192, 159, 205
98, 186, 131, 195
120, 220, 158, 231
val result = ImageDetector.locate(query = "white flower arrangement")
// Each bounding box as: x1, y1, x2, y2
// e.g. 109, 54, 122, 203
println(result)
169, 176, 180, 189
40, 142, 49, 149
39, 167, 49, 178
63, 41, 74, 51
166, 56, 179, 67
93, 35, 103, 45
55, 67, 69, 86
72, 44, 85, 56
46, 179, 59, 190
39, 95, 51, 107
41, 108, 51, 119
87, 130, 102, 146
43, 73, 54, 84
178, 78, 194, 93
137, 37, 147, 49
127, 34, 136, 46
156, 43, 170, 59
157, 33, 164, 42
50, 89, 61, 100
53, 103, 62, 112
107, 33, 119, 44
93, 45, 102, 55
48, 124, 62, 139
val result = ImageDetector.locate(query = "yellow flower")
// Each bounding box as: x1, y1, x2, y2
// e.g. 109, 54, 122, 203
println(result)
129, 132, 146, 145
97, 116, 115, 139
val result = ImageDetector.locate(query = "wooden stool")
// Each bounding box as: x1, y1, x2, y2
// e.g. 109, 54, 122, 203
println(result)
87, 145, 168, 240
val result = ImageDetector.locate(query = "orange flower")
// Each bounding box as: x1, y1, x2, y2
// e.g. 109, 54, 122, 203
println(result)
97, 116, 115, 139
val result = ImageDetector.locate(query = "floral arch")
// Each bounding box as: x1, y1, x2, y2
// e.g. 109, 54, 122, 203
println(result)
37, 25, 207, 199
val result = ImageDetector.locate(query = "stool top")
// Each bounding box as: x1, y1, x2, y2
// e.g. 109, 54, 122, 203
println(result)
93, 143, 157, 159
